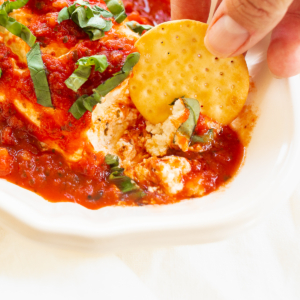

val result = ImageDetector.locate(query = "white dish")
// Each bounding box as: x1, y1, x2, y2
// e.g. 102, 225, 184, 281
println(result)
0, 37, 299, 251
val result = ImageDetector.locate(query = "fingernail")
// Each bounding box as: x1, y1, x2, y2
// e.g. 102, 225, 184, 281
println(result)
205, 15, 250, 57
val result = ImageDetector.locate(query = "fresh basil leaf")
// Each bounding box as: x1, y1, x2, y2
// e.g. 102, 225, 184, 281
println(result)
82, 93, 101, 112
0, 3, 36, 47
103, 0, 126, 23
0, 68, 2, 78
92, 5, 113, 18
173, 98, 200, 147
121, 52, 140, 73
109, 173, 141, 193
26, 43, 52, 107
191, 129, 214, 145
94, 52, 140, 97
105, 154, 146, 197
105, 154, 119, 167
77, 55, 108, 72
0, 0, 29, 14
65, 65, 91, 92
65, 55, 108, 92
69, 93, 101, 119
57, 7, 70, 23
72, 6, 107, 29
57, 1, 112, 40
68, 53, 139, 119
69, 95, 87, 119
126, 21, 153, 36
178, 98, 200, 139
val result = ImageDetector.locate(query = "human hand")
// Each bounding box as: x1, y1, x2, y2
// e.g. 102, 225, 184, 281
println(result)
171, 0, 300, 78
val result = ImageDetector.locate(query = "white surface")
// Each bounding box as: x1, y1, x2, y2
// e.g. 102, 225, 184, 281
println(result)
0, 183, 299, 300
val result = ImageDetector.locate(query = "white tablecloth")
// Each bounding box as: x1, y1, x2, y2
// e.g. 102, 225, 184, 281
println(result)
0, 184, 299, 300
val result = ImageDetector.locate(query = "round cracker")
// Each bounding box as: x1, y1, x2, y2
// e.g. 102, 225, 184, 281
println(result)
129, 20, 249, 125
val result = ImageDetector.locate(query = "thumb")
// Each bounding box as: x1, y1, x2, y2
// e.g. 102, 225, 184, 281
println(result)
205, 0, 294, 57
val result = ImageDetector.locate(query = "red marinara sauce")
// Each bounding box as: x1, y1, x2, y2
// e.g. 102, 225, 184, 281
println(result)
0, 0, 244, 209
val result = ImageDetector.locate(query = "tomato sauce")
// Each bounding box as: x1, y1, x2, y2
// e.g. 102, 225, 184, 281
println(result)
0, 0, 244, 209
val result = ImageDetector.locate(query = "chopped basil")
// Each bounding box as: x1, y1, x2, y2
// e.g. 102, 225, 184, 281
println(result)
0, 0, 29, 14
105, 154, 146, 198
178, 98, 201, 140
0, 0, 36, 47
92, 5, 113, 18
105, 154, 119, 167
126, 21, 153, 36
69, 93, 101, 119
69, 53, 139, 119
191, 129, 214, 145
65, 65, 91, 92
57, 0, 113, 41
65, 55, 108, 92
0, 68, 2, 78
94, 52, 140, 98
103, 0, 126, 23
77, 55, 108, 72
57, 7, 69, 23
26, 43, 52, 107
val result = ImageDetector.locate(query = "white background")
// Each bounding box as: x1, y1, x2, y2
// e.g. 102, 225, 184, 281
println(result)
0, 183, 299, 300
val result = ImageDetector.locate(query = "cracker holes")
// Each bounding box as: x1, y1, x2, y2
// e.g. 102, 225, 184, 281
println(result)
220, 72, 224, 76
192, 38, 197, 42
197, 54, 201, 58
205, 68, 209, 72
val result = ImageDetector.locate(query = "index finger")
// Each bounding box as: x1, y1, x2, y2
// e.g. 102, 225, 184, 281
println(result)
171, 0, 211, 23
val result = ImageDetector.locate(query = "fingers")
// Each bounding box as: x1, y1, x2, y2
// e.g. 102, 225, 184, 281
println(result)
267, 0, 300, 77
171, 0, 211, 23
204, 0, 294, 57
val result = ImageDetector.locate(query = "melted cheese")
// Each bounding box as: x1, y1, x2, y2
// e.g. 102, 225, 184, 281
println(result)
126, 156, 191, 195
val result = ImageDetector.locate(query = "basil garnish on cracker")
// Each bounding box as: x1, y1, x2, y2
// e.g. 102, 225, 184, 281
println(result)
174, 98, 200, 144
191, 129, 214, 145
26, 43, 52, 107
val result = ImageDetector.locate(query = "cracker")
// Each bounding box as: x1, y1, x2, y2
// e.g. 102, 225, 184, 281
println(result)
129, 20, 249, 125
